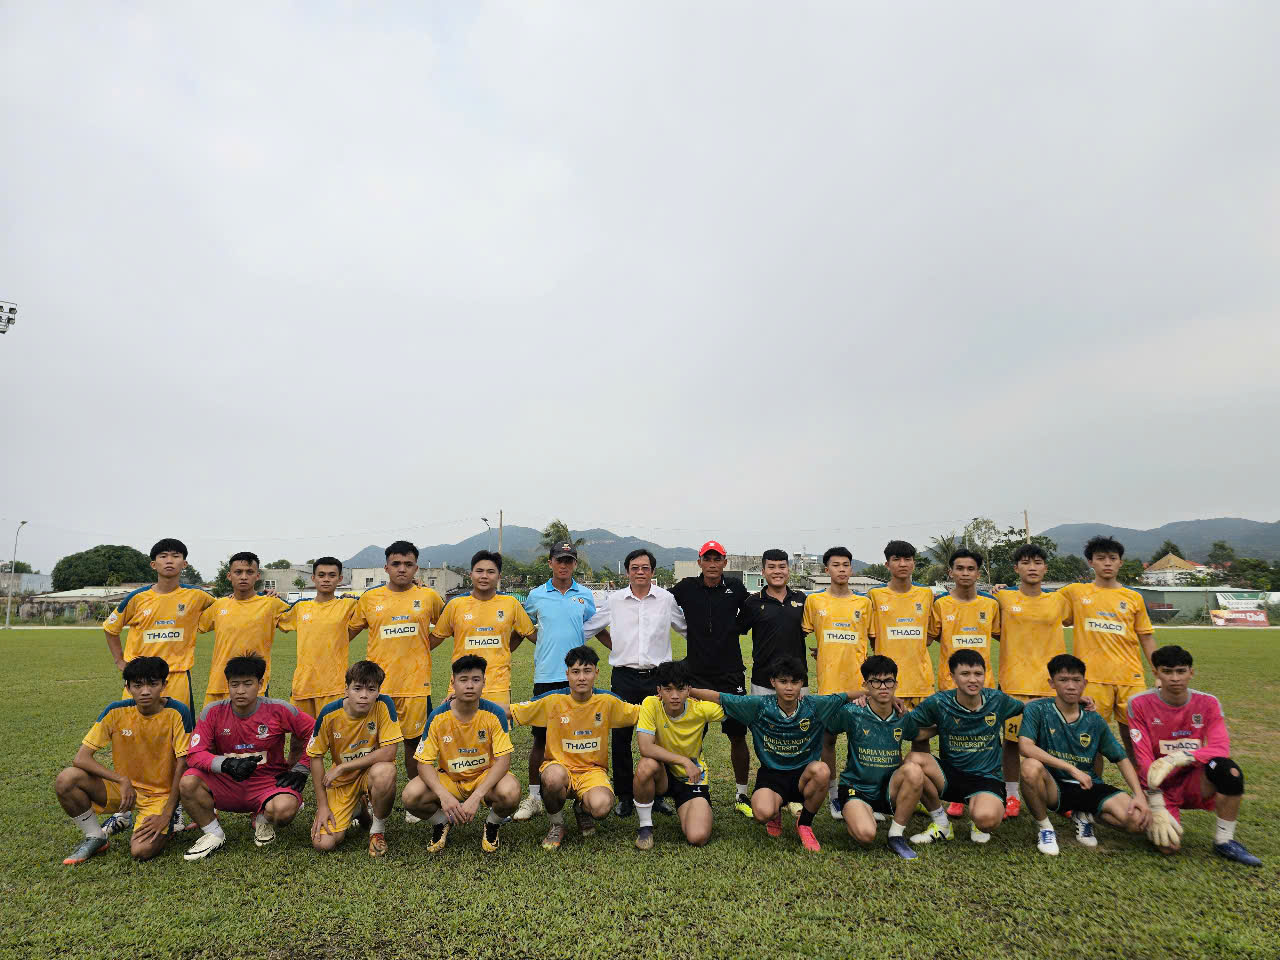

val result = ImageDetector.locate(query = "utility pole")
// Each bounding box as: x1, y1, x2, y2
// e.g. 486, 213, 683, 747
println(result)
5, 520, 28, 629
498, 509, 503, 554
1024, 509, 1031, 543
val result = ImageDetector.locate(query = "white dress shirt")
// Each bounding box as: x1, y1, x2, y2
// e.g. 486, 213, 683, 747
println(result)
583, 583, 688, 668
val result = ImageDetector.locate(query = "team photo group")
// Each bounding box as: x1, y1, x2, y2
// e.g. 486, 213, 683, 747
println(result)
53, 533, 1262, 868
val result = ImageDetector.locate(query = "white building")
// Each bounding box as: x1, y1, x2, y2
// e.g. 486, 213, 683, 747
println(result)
1141, 553, 1209, 586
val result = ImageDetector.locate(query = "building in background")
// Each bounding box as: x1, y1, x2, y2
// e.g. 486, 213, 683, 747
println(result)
1142, 553, 1209, 586
0, 571, 52, 596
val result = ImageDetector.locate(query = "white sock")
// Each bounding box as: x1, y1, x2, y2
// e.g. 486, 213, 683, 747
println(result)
1036, 817, 1052, 831
529, 785, 542, 800
827, 783, 838, 801
1006, 782, 1020, 800
888, 820, 905, 838
1215, 817, 1236, 844
736, 783, 749, 799
201, 818, 226, 840
635, 801, 654, 828
548, 808, 564, 826
929, 806, 949, 828
429, 811, 448, 826
253, 812, 267, 828
72, 810, 106, 839
486, 810, 503, 825
370, 814, 386, 834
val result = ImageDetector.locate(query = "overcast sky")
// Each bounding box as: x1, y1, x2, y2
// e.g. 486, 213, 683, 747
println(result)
3, 2, 1278, 575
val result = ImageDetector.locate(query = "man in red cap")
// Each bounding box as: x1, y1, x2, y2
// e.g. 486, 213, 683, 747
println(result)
671, 541, 753, 817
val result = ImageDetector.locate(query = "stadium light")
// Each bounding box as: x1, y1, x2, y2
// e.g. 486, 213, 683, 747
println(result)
481, 517, 492, 550
4, 520, 28, 629
0, 301, 15, 335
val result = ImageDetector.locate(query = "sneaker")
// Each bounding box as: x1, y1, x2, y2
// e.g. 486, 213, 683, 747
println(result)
765, 815, 782, 838
613, 797, 634, 819
786, 801, 803, 818
482, 822, 501, 853
541, 822, 566, 851
970, 825, 991, 844
873, 811, 887, 822
886, 835, 918, 860
183, 832, 225, 861
1073, 813, 1097, 847
735, 794, 754, 818
428, 822, 450, 853
828, 798, 842, 820
575, 801, 597, 837
1005, 795, 1022, 819
945, 801, 965, 817
797, 824, 821, 852
512, 793, 543, 822
404, 810, 422, 825
1036, 828, 1060, 855
368, 832, 387, 857
171, 805, 198, 833
62, 835, 109, 865
253, 817, 276, 847
654, 798, 675, 817
635, 826, 654, 850
102, 811, 134, 837
910, 821, 954, 845
1213, 839, 1262, 866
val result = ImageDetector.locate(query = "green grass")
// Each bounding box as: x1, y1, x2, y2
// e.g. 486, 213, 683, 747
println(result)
2, 627, 1277, 960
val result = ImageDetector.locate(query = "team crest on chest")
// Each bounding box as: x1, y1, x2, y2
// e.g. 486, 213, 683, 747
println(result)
914, 602, 923, 613
257, 723, 269, 737
177, 602, 186, 614
1192, 713, 1203, 726
594, 712, 602, 724
413, 599, 422, 610
893, 728, 903, 741
799, 718, 811, 732
978, 611, 987, 623
1119, 601, 1128, 612
1079, 733, 1091, 747
478, 729, 487, 741
497, 609, 505, 620
367, 721, 376, 731
984, 714, 996, 727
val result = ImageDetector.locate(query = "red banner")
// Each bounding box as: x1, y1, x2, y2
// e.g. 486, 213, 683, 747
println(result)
1210, 609, 1270, 627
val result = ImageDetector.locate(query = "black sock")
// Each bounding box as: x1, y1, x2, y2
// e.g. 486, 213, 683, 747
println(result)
485, 821, 500, 841
798, 807, 816, 827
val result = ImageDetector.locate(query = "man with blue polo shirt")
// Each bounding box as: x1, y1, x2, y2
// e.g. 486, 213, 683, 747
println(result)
511, 541, 597, 822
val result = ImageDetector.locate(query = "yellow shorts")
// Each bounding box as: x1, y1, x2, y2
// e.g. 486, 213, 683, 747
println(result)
1002, 694, 1036, 741
541, 761, 611, 797
1085, 682, 1144, 725
292, 694, 342, 721
123, 671, 193, 715
434, 771, 481, 802
93, 781, 172, 825
319, 772, 370, 835
392, 696, 431, 739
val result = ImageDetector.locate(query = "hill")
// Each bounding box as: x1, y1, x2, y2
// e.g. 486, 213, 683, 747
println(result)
1040, 517, 1280, 562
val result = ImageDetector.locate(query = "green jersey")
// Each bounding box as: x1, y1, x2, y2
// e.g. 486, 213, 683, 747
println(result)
1019, 697, 1126, 783
720, 692, 848, 771
825, 702, 905, 796
900, 688, 1024, 779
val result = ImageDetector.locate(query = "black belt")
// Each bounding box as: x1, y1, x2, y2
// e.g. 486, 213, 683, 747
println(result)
616, 665, 658, 673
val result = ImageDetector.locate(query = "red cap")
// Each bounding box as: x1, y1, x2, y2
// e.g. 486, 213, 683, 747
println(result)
699, 540, 726, 557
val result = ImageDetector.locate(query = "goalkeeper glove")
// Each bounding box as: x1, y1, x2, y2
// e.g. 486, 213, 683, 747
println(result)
1147, 750, 1195, 788
1145, 791, 1183, 849
221, 757, 261, 782
275, 764, 309, 792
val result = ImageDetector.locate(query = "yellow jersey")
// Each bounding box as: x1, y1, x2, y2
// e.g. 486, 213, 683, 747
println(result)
83, 698, 193, 798
636, 695, 724, 781
866, 585, 936, 697
103, 585, 216, 673
278, 596, 357, 698
802, 591, 872, 694
930, 593, 1001, 690
349, 585, 444, 697
994, 589, 1068, 697
306, 695, 404, 786
1059, 582, 1153, 685
198, 594, 289, 695
510, 689, 640, 774
432, 593, 535, 698
414, 701, 513, 783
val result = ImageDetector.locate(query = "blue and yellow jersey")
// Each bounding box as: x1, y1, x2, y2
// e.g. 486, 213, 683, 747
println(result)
103, 585, 216, 674
432, 593, 535, 698
278, 596, 357, 698
414, 700, 513, 783
1058, 583, 1154, 685
636, 695, 724, 781
930, 593, 1001, 691
802, 591, 872, 694
866, 585, 936, 697
510, 689, 639, 774
307, 695, 404, 786
83, 698, 194, 797
348, 585, 444, 697
198, 594, 290, 694
994, 589, 1068, 697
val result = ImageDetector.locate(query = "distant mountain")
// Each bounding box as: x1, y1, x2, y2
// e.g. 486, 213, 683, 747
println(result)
1040, 517, 1280, 562
345, 527, 699, 572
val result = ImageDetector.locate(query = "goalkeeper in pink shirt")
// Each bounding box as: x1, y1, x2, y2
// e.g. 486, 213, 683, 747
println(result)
1127, 644, 1260, 866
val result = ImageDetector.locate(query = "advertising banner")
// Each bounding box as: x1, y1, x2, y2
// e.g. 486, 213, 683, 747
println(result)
1210, 609, 1270, 627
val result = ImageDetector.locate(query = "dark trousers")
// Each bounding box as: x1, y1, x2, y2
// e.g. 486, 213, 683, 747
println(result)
610, 665, 658, 799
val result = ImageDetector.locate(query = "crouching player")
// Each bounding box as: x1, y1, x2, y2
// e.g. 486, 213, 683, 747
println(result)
508, 646, 640, 850
690, 656, 849, 852
633, 660, 723, 850
902, 650, 1025, 845
180, 655, 315, 861
1128, 645, 1261, 866
402, 655, 519, 854
307, 661, 404, 857
54, 656, 193, 864
824, 655, 924, 860
1017, 654, 1149, 855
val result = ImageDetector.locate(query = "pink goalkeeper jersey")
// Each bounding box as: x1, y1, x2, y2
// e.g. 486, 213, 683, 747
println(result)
187, 697, 315, 778
1127, 688, 1230, 790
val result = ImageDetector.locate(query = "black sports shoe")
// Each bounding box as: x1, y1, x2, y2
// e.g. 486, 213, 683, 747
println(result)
614, 797, 635, 818
654, 798, 676, 816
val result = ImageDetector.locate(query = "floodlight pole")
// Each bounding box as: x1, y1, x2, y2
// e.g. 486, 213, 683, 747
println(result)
4, 520, 28, 629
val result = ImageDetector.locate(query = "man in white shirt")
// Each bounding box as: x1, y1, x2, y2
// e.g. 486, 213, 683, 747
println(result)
583, 548, 688, 817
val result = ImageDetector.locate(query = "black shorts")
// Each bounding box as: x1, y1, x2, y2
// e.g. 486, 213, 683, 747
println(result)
837, 783, 893, 816
530, 681, 568, 746
940, 764, 1005, 805
689, 672, 748, 736
753, 765, 807, 805
1050, 779, 1122, 816
661, 777, 711, 809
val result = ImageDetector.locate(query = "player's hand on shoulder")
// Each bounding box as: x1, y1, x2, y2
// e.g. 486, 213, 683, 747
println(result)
1080, 695, 1096, 712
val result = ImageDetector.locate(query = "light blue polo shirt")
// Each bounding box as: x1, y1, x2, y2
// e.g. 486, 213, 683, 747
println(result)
521, 579, 598, 684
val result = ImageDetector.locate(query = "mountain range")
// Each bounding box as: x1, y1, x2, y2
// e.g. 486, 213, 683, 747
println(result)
1039, 517, 1280, 562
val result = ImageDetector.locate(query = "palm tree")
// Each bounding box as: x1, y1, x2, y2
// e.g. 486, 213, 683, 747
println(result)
926, 532, 961, 567
539, 519, 589, 568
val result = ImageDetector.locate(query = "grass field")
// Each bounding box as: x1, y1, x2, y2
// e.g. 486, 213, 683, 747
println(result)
2, 626, 1277, 960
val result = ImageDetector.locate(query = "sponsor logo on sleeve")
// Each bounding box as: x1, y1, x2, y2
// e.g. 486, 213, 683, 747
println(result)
1130, 728, 1142, 742
190, 733, 201, 747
